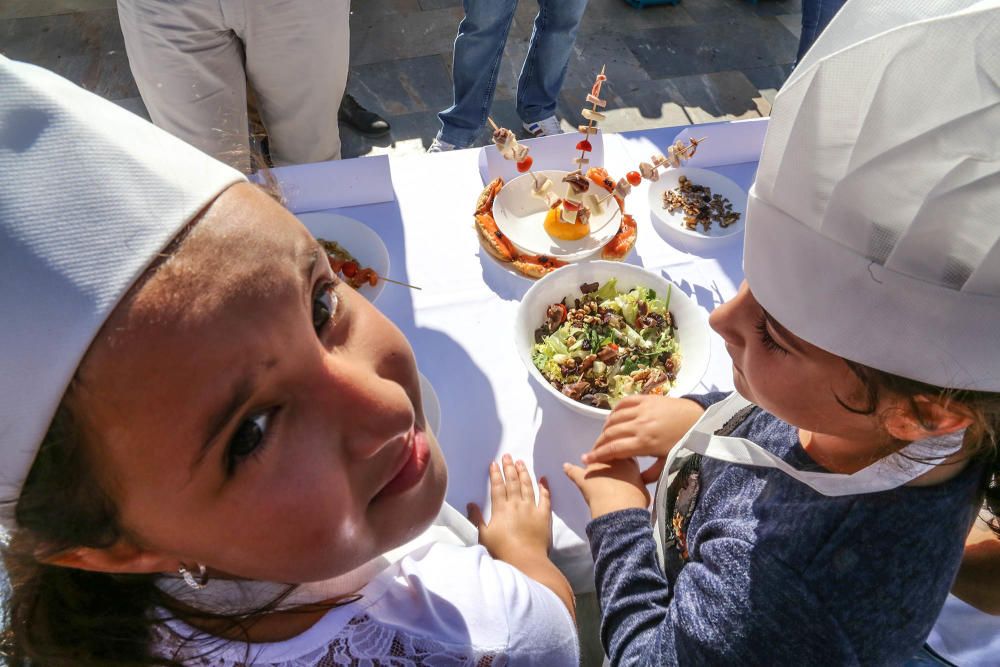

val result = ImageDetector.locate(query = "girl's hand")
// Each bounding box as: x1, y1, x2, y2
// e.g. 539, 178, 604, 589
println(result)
563, 458, 650, 520
467, 454, 552, 562
582, 395, 704, 483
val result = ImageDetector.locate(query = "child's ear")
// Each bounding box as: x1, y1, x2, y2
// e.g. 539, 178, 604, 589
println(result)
884, 396, 974, 442
39, 540, 177, 575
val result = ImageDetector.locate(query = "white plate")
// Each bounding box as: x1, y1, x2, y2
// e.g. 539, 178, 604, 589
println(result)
419, 372, 441, 438
493, 170, 622, 261
647, 167, 747, 242
515, 261, 711, 419
297, 211, 390, 303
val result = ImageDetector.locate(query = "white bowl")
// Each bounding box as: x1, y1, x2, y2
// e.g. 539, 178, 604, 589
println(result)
515, 261, 711, 419
647, 167, 746, 243
296, 211, 390, 303
493, 170, 622, 261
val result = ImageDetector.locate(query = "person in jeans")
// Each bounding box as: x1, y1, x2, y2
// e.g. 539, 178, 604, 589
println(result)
429, 0, 588, 152
797, 0, 847, 62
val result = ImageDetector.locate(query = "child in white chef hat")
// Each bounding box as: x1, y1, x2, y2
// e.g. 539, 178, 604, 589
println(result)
563, 0, 1000, 664
0, 57, 578, 666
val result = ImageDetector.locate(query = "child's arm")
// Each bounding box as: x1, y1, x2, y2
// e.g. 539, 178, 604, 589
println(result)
582, 395, 705, 483
467, 454, 576, 621
951, 517, 1000, 614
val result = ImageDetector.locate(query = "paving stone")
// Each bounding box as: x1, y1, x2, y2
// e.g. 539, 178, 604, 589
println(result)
418, 0, 462, 10
0, 9, 138, 100
0, 0, 115, 20
656, 69, 768, 122
350, 6, 464, 66
777, 12, 802, 38
626, 16, 797, 78
112, 95, 150, 122
563, 32, 653, 90
750, 0, 802, 17
351, 0, 422, 20
342, 108, 446, 158
678, 0, 762, 22
741, 63, 793, 105
348, 55, 454, 116
579, 0, 694, 35
559, 81, 691, 134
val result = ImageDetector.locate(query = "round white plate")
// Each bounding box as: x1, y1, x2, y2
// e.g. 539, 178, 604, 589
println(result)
297, 211, 390, 303
647, 167, 747, 242
493, 170, 622, 261
515, 261, 711, 419
419, 372, 441, 438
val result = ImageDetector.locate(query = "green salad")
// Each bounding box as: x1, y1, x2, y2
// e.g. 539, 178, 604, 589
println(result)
531, 278, 681, 409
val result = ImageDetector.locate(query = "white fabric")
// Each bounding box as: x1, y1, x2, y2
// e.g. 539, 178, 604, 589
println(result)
156, 543, 580, 667
156, 503, 477, 614
0, 57, 244, 528
927, 593, 1000, 666
653, 392, 962, 567
117, 0, 350, 173
745, 0, 1000, 391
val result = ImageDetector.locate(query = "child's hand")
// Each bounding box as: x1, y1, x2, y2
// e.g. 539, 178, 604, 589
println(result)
582, 395, 704, 483
467, 454, 552, 562
563, 457, 650, 520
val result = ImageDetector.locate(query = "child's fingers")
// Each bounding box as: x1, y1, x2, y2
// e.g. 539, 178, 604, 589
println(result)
584, 435, 636, 464
538, 476, 552, 512
489, 461, 507, 503
515, 459, 535, 502
501, 454, 519, 498
467, 502, 486, 530
562, 462, 586, 492
640, 457, 667, 484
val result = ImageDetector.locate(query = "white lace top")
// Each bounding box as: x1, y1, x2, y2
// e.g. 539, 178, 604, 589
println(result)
154, 543, 579, 667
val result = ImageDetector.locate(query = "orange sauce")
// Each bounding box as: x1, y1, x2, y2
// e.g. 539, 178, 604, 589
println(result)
543, 206, 590, 241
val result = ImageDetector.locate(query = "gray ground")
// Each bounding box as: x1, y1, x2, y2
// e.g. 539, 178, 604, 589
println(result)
0, 0, 802, 159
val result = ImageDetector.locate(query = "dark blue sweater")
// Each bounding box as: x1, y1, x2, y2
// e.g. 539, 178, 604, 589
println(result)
586, 392, 984, 666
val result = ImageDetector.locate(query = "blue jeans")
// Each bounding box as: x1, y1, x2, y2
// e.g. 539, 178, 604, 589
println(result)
437, 0, 588, 147
797, 0, 847, 62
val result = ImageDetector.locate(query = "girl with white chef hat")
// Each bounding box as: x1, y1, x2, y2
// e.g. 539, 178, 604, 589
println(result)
564, 0, 1000, 664
0, 57, 578, 665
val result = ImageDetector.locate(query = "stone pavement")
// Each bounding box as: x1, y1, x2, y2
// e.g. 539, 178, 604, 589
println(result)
0, 0, 800, 160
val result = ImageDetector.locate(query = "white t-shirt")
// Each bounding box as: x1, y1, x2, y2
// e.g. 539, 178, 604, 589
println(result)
155, 543, 580, 667
926, 593, 1000, 666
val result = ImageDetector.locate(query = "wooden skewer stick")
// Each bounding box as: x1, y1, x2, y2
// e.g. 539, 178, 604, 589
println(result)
377, 275, 422, 290
570, 65, 607, 217
487, 117, 500, 131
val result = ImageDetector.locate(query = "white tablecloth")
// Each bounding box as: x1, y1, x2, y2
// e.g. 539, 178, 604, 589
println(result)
272, 119, 764, 591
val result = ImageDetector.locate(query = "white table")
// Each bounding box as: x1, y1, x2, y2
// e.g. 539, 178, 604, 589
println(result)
271, 119, 764, 591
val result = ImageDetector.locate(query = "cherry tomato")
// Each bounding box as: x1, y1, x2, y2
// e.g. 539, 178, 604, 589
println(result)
626, 171, 642, 186
575, 139, 593, 152
341, 261, 358, 278
516, 156, 533, 173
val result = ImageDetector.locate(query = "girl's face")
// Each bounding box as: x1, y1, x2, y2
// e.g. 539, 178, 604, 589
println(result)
71, 184, 447, 583
709, 281, 882, 443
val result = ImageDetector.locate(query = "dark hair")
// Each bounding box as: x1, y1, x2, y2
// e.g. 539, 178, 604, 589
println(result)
842, 361, 1000, 537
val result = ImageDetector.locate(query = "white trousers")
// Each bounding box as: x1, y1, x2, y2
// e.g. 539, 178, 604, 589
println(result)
117, 0, 350, 172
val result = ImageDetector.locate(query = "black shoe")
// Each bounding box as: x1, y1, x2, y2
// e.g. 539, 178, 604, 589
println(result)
338, 94, 391, 137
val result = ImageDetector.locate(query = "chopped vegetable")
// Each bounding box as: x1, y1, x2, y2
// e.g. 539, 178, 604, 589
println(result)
531, 279, 680, 409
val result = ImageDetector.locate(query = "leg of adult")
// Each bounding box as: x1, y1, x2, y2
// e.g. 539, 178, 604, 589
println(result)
117, 0, 251, 172
515, 0, 588, 125
437, 0, 519, 148
242, 0, 349, 165
796, 0, 847, 63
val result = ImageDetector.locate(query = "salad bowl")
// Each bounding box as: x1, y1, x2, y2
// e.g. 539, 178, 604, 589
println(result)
515, 261, 711, 419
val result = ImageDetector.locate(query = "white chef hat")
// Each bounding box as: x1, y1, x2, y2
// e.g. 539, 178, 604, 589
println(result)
744, 0, 1000, 392
0, 57, 245, 530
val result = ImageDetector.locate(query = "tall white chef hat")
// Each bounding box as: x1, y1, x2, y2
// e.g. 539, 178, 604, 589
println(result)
744, 0, 1000, 392
0, 57, 245, 530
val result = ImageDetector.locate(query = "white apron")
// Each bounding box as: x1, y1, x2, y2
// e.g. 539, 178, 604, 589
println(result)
652, 392, 965, 570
